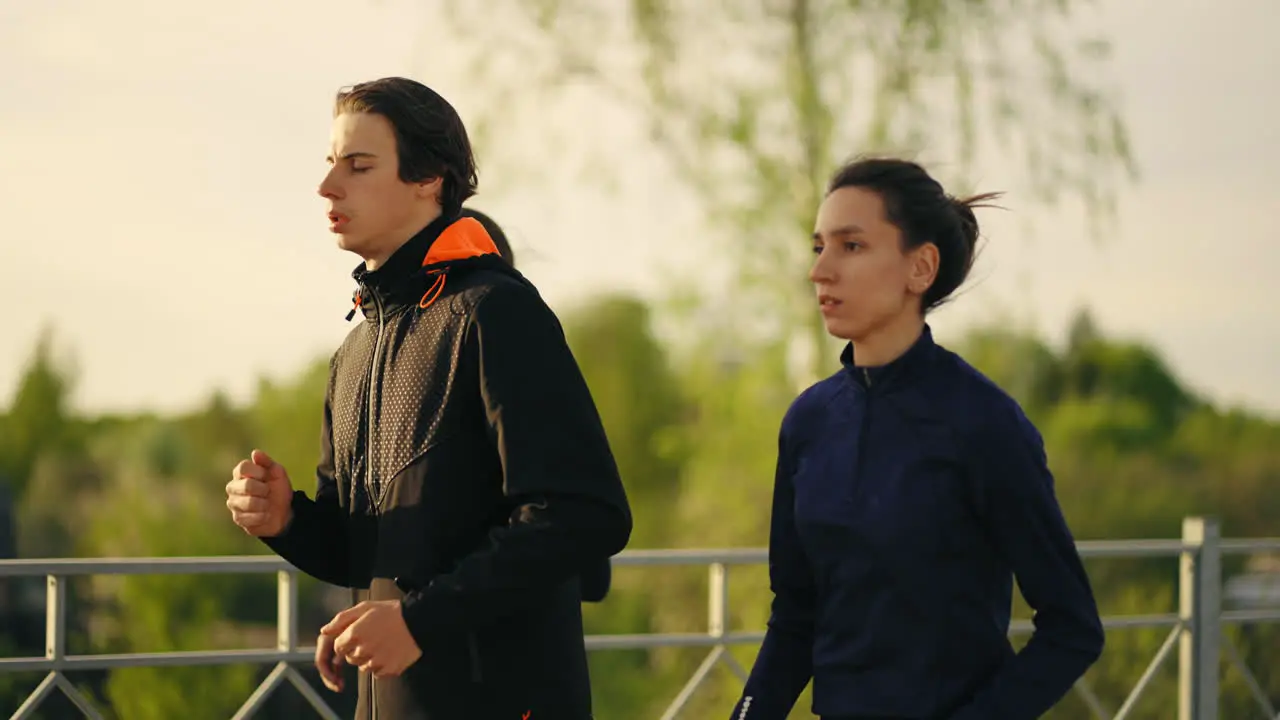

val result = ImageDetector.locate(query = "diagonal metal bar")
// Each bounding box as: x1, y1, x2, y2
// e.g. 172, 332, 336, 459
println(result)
1223, 635, 1279, 720
659, 645, 726, 720
718, 650, 750, 684
231, 661, 290, 720
53, 673, 106, 720
284, 666, 343, 720
1114, 623, 1183, 720
1072, 675, 1113, 720
9, 671, 59, 720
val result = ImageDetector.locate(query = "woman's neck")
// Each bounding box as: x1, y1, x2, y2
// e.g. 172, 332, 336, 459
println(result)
851, 314, 925, 367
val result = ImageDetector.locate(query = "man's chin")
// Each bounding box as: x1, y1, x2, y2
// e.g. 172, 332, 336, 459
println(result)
335, 234, 365, 253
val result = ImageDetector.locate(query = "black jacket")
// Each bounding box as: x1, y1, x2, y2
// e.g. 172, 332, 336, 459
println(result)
264, 212, 632, 719
732, 327, 1102, 719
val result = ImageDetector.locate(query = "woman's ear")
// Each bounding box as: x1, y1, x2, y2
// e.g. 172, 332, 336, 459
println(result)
908, 242, 939, 296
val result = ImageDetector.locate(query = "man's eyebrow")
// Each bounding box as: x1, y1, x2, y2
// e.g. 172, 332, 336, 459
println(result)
325, 151, 379, 163
812, 224, 864, 240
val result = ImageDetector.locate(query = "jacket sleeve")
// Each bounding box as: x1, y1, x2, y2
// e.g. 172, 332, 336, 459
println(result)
400, 281, 632, 639
949, 404, 1104, 720
579, 557, 612, 603
260, 364, 357, 588
730, 421, 815, 719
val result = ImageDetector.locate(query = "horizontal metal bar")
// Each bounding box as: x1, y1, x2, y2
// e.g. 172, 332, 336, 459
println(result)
0, 614, 1197, 670
591, 614, 1184, 647
610, 548, 768, 566
0, 649, 316, 672
605, 541, 1193, 565
0, 635, 778, 668
0, 556, 293, 578
0, 541, 1201, 578
1221, 609, 1280, 625
1219, 539, 1280, 554
1007, 613, 1181, 636
1075, 540, 1189, 558
0, 536, 1271, 580
585, 631, 765, 650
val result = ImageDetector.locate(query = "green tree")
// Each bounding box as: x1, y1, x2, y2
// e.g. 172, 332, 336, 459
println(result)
563, 295, 688, 547
0, 327, 79, 496
7, 313, 1280, 717
439, 0, 1136, 382
559, 295, 693, 716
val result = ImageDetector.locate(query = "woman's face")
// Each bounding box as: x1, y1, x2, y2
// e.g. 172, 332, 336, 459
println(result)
809, 186, 937, 342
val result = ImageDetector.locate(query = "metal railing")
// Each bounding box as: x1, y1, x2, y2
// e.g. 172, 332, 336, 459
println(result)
1, 516, 1278, 719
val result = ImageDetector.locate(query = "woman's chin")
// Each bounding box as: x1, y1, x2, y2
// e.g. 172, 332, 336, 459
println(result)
821, 316, 861, 343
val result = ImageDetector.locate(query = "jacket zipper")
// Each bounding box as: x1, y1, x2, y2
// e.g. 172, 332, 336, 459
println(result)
855, 367, 873, 502
366, 290, 385, 720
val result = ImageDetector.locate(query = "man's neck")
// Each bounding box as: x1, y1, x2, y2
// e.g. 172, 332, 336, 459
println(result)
363, 207, 444, 271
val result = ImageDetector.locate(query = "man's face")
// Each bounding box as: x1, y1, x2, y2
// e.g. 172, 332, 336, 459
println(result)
318, 112, 442, 268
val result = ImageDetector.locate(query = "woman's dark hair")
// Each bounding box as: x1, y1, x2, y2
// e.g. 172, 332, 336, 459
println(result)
335, 77, 478, 216
460, 207, 515, 266
827, 157, 1002, 312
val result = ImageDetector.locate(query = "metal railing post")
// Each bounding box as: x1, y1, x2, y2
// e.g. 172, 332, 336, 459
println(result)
708, 562, 728, 640
46, 574, 65, 666
277, 569, 298, 653
1178, 516, 1221, 720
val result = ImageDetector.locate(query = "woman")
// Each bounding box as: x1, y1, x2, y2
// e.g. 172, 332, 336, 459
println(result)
461, 206, 614, 604
730, 158, 1103, 720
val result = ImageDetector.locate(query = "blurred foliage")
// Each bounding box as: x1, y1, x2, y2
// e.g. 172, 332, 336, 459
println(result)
1, 303, 1277, 718
441, 0, 1137, 381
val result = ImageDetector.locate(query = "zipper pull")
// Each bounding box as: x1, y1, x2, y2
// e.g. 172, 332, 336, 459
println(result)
863, 368, 872, 387
345, 290, 362, 322
393, 577, 420, 594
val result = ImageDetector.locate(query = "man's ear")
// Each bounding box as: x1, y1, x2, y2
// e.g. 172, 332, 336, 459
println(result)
416, 177, 443, 201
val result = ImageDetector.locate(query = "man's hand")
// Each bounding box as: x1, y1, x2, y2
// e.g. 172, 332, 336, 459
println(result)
321, 600, 423, 678
225, 449, 294, 537
315, 633, 346, 692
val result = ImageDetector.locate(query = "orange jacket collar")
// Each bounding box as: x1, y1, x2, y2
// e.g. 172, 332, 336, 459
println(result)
422, 216, 499, 267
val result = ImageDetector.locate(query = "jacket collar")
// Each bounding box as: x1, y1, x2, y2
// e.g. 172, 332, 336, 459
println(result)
840, 323, 937, 391
346, 213, 502, 321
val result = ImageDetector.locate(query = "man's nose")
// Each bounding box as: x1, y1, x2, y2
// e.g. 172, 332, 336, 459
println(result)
318, 168, 342, 199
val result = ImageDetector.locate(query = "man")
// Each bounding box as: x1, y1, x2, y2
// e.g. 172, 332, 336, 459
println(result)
224, 77, 632, 719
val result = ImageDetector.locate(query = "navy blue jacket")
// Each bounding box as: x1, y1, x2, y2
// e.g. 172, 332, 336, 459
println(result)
731, 327, 1103, 720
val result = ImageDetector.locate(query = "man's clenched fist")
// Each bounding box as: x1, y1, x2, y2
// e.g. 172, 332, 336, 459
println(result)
322, 601, 423, 678
226, 449, 294, 537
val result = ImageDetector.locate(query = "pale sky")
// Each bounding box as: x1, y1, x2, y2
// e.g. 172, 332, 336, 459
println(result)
3, 0, 1279, 418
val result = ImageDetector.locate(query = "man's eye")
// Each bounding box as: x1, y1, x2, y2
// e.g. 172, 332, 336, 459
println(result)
811, 244, 823, 255
352, 166, 371, 173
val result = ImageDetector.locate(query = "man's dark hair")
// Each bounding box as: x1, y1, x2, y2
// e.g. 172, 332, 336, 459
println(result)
827, 157, 1003, 313
461, 207, 515, 266
335, 77, 478, 216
